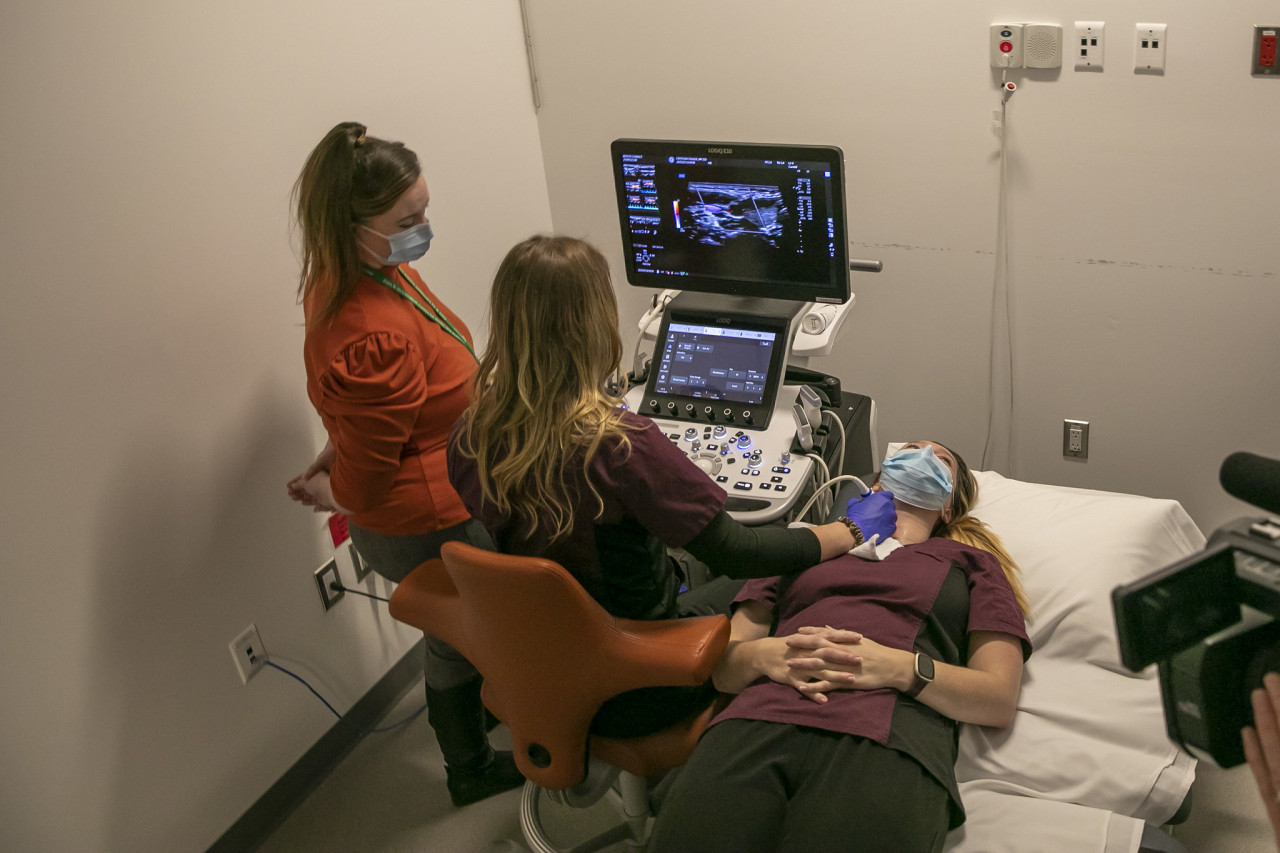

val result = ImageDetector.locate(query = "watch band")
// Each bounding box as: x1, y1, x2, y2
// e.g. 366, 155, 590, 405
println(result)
905, 651, 935, 698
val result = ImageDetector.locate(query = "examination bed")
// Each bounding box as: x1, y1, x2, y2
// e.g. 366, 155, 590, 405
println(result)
941, 471, 1201, 853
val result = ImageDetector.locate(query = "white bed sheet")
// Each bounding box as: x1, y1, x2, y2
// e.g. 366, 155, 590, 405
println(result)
943, 471, 1205, 853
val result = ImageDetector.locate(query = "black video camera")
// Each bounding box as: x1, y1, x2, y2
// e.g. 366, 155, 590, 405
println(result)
1112, 452, 1280, 767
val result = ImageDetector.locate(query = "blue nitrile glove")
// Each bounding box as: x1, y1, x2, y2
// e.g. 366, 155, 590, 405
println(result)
844, 490, 897, 543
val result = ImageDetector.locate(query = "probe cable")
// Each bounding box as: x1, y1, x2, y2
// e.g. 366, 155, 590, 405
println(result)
794, 411, 850, 523
793, 475, 871, 526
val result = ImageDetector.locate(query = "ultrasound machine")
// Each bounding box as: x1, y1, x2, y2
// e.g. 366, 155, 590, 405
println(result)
609, 138, 879, 526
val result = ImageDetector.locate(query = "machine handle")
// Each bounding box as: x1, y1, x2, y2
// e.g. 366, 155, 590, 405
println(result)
849, 259, 883, 273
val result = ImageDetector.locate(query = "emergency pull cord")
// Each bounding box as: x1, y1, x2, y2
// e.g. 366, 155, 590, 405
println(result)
981, 68, 1016, 472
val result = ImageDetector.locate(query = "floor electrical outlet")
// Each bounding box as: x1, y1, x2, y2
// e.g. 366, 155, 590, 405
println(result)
348, 542, 371, 583
229, 624, 267, 684
314, 558, 344, 611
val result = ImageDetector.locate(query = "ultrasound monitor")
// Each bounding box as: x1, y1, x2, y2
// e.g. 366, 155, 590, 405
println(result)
611, 139, 849, 304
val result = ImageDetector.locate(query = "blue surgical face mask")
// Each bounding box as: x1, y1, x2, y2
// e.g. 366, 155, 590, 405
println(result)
360, 221, 434, 265
880, 445, 954, 511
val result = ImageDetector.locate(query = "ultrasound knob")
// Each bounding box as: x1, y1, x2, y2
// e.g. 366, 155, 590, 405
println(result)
647, 399, 660, 413
712, 425, 728, 439
722, 408, 734, 422
683, 428, 698, 442
666, 401, 678, 415
685, 403, 696, 416
741, 410, 754, 425
704, 406, 715, 420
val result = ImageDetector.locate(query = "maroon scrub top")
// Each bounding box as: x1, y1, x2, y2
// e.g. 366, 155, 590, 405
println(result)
715, 538, 1031, 827
448, 411, 727, 620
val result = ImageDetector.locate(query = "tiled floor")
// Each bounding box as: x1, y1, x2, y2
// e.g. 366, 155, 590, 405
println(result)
258, 681, 632, 853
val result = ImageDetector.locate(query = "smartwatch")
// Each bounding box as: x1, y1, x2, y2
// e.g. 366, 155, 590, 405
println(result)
905, 651, 935, 698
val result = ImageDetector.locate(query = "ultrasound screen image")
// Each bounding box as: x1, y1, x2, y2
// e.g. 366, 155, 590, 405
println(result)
615, 147, 841, 298
683, 183, 789, 249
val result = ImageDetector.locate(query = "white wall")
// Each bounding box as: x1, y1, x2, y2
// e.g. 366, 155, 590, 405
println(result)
523, 1, 1278, 851
0, 2, 550, 850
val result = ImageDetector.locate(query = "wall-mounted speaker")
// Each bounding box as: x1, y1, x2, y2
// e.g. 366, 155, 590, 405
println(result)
1024, 24, 1063, 68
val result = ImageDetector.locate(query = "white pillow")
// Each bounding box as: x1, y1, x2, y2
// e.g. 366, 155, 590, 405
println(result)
955, 471, 1203, 824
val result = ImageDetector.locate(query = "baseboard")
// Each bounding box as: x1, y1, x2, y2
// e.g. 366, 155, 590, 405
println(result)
207, 638, 425, 852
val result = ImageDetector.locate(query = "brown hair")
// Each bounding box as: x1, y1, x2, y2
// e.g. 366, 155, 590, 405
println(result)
933, 445, 1031, 617
292, 122, 420, 322
457, 235, 634, 541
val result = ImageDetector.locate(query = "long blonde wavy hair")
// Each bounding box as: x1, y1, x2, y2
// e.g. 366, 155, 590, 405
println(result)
932, 444, 1031, 617
457, 235, 635, 541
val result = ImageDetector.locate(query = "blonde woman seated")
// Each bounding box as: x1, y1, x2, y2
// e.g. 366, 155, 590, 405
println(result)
447, 235, 862, 738
649, 442, 1032, 853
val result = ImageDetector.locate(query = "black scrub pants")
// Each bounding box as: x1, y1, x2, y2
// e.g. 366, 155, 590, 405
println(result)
648, 718, 950, 853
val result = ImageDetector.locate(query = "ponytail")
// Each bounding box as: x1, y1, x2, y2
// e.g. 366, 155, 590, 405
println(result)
292, 122, 421, 322
938, 514, 1031, 618
932, 445, 1031, 618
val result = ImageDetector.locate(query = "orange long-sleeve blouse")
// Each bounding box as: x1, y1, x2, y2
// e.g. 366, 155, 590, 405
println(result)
303, 263, 477, 536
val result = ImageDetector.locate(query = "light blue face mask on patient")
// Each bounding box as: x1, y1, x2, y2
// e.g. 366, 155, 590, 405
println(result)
880, 445, 953, 511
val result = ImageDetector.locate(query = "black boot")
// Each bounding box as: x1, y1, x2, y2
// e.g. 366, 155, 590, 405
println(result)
426, 679, 526, 807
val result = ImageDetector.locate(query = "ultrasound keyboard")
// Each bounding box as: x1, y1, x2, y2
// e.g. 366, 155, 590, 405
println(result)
624, 384, 813, 525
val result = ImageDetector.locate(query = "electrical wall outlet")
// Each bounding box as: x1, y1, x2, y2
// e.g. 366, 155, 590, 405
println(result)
229, 624, 267, 684
314, 558, 344, 611
1075, 21, 1105, 71
348, 542, 371, 583
1253, 26, 1279, 76
1063, 419, 1090, 460
1135, 23, 1167, 74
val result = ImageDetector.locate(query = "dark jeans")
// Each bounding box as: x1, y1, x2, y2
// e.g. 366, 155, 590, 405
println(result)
650, 719, 950, 853
589, 575, 745, 738
348, 517, 493, 691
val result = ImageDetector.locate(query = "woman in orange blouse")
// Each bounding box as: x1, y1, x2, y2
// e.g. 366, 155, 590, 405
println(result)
286, 121, 522, 807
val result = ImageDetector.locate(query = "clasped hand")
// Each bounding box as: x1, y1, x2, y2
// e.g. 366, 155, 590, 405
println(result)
762, 626, 903, 703
286, 442, 339, 513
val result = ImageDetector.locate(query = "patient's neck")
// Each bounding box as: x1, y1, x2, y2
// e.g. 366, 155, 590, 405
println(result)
893, 502, 942, 545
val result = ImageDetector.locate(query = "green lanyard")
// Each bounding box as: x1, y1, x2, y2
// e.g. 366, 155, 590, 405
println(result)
363, 264, 477, 361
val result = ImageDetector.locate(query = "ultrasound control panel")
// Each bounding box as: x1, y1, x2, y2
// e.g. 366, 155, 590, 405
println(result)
625, 384, 814, 526
639, 299, 792, 430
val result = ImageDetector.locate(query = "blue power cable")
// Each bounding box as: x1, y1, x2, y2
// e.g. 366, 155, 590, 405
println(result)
264, 659, 427, 734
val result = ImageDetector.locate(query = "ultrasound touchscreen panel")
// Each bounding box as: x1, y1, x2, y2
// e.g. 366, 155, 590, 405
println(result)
612, 139, 849, 303
652, 321, 777, 406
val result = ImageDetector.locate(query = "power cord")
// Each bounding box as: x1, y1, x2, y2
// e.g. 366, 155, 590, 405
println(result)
264, 659, 428, 735
329, 580, 391, 603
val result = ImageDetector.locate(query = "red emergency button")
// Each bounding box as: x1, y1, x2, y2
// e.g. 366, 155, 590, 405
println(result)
1000, 41, 1014, 53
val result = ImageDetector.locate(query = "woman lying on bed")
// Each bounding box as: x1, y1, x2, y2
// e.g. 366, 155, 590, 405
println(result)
649, 442, 1033, 853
